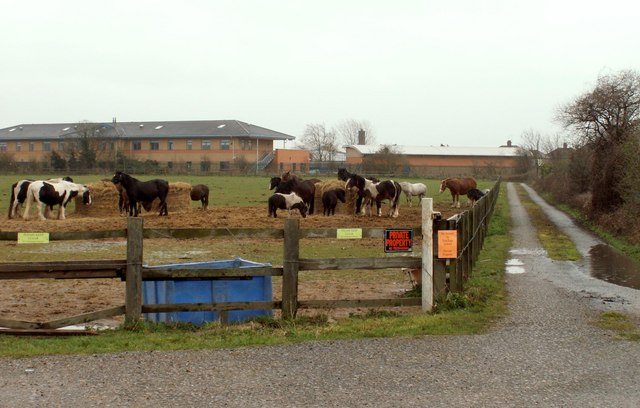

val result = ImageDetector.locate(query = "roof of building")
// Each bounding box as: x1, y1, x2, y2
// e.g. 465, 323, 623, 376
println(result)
346, 144, 521, 157
0, 120, 296, 141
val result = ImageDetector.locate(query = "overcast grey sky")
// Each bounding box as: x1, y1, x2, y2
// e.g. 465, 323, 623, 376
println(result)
2, 0, 639, 148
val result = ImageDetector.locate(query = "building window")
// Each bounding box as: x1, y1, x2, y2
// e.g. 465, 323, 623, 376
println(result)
241, 139, 252, 150
220, 140, 230, 150
292, 163, 297, 172
202, 140, 211, 150
99, 142, 107, 151
43, 142, 51, 152
300, 163, 306, 173
167, 140, 173, 150
0, 143, 6, 152
200, 161, 210, 172
29, 142, 35, 152
16, 142, 21, 152
109, 142, 114, 150
186, 140, 192, 150
220, 161, 230, 171
58, 141, 64, 151
167, 161, 173, 169
186, 161, 192, 170
132, 141, 142, 151
150, 141, 159, 151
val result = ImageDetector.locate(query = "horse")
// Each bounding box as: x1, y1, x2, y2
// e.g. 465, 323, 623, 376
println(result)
345, 174, 401, 217
269, 176, 317, 215
190, 184, 210, 210
113, 182, 152, 216
111, 171, 169, 216
8, 177, 74, 219
337, 168, 379, 214
268, 192, 308, 218
399, 182, 427, 207
22, 180, 91, 221
439, 177, 477, 208
322, 188, 346, 216
466, 188, 485, 206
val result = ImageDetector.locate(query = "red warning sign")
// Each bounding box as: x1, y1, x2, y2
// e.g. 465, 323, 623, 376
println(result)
384, 229, 413, 253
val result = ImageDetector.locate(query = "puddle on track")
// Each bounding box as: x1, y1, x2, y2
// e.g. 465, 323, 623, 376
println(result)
506, 258, 525, 274
589, 244, 640, 290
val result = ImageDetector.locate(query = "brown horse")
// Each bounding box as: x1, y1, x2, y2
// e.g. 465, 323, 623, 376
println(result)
190, 184, 210, 210
439, 177, 477, 208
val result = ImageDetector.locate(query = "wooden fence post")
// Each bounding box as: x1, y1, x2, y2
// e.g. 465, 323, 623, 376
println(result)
282, 218, 300, 319
125, 217, 143, 324
421, 198, 434, 312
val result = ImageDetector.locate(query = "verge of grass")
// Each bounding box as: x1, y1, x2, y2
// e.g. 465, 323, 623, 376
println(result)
515, 184, 581, 261
0, 187, 511, 358
593, 311, 640, 341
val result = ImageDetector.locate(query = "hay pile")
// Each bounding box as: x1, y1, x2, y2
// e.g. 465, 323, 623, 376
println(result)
313, 180, 358, 215
75, 180, 192, 217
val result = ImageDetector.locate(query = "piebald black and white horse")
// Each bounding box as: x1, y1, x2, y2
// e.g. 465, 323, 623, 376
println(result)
268, 192, 308, 218
337, 168, 379, 215
111, 171, 169, 216
9, 177, 74, 219
22, 179, 91, 221
399, 182, 427, 207
322, 188, 346, 216
345, 174, 401, 217
269, 176, 317, 215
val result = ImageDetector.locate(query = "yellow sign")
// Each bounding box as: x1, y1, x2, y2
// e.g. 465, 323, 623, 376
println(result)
437, 230, 457, 259
337, 228, 362, 239
17, 232, 50, 244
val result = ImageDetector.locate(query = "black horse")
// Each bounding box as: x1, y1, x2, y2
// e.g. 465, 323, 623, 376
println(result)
111, 171, 169, 216
269, 176, 317, 215
322, 188, 346, 216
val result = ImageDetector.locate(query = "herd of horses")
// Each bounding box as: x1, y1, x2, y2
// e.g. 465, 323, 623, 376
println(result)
6, 169, 486, 221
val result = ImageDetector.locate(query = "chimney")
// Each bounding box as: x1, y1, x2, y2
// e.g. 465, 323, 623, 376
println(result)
563, 142, 567, 149
358, 129, 366, 145
507, 140, 512, 147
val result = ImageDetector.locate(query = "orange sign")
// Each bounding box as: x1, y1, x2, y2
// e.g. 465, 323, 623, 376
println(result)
437, 230, 458, 259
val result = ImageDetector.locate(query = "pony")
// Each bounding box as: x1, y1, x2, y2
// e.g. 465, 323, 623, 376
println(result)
111, 171, 169, 216
190, 184, 210, 210
8, 177, 73, 219
268, 192, 308, 218
322, 188, 346, 216
345, 174, 401, 217
466, 188, 485, 206
22, 180, 91, 221
269, 176, 317, 215
439, 177, 477, 208
337, 168, 379, 214
399, 182, 427, 207
113, 182, 152, 216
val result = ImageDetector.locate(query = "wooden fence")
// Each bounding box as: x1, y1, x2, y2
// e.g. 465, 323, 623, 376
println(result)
0, 180, 500, 330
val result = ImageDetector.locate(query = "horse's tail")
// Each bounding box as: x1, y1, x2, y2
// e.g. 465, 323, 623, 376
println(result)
8, 183, 17, 219
23, 184, 36, 220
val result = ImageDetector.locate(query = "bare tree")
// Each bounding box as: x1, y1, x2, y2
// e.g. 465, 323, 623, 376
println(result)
299, 123, 339, 161
556, 69, 640, 213
335, 119, 376, 145
518, 129, 545, 177
362, 144, 406, 175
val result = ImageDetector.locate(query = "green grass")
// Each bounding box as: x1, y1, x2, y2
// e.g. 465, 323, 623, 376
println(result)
0, 184, 511, 357
515, 185, 581, 261
593, 311, 640, 341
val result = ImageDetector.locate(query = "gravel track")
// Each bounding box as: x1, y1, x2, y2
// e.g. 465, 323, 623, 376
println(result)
2, 182, 639, 407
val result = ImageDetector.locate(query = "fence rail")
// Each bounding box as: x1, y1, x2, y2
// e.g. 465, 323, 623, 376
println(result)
0, 179, 500, 330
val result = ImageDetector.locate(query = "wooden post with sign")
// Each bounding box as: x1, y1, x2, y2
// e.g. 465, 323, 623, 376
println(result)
421, 198, 434, 312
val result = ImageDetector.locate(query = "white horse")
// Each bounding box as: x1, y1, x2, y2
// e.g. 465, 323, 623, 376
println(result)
23, 180, 91, 221
399, 182, 427, 207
